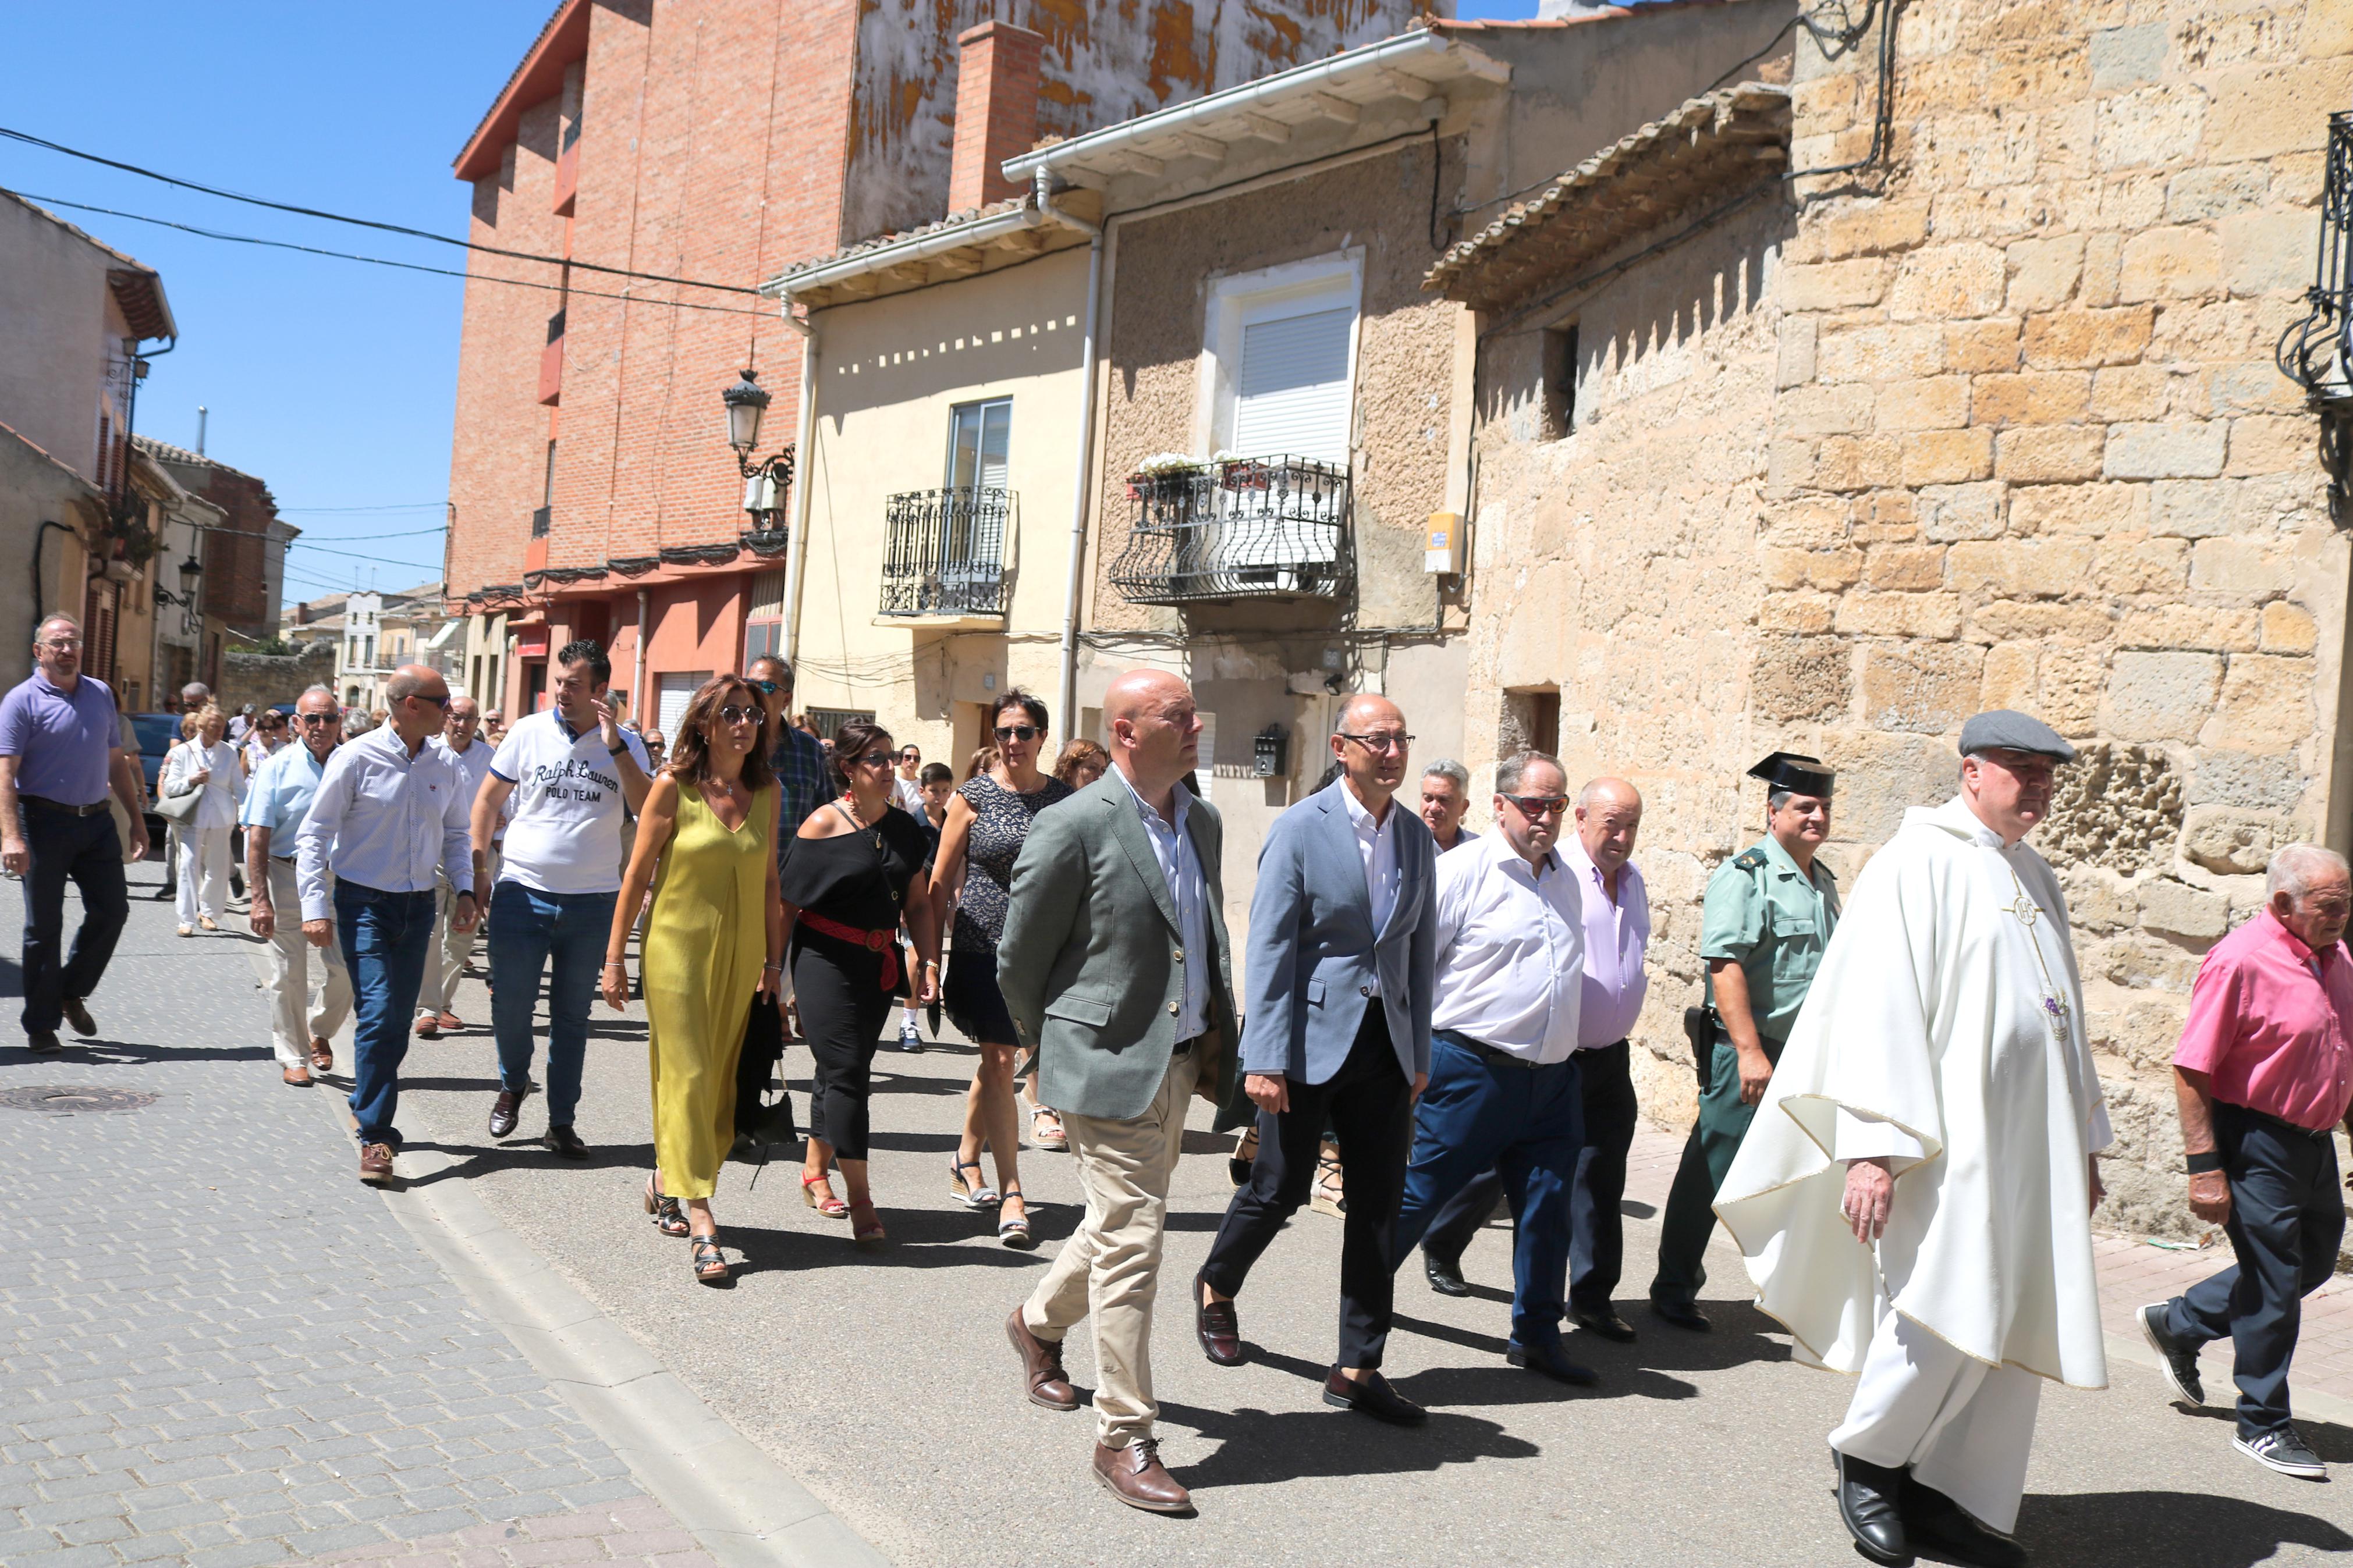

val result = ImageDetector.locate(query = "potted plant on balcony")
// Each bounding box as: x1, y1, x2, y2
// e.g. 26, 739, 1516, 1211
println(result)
1213, 450, 1272, 491
1126, 451, 1202, 505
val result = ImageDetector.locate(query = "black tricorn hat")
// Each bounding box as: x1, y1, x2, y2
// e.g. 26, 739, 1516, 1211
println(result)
1748, 751, 1834, 798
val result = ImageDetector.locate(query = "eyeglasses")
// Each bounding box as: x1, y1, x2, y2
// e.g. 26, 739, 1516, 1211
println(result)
716, 703, 764, 726
1503, 794, 1570, 819
410, 692, 451, 709
1338, 731, 1414, 755
746, 679, 779, 695
37, 637, 81, 650
994, 725, 1040, 742
294, 712, 338, 726
851, 751, 896, 769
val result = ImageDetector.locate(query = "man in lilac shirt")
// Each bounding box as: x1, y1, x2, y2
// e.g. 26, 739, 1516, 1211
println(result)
1420, 778, 1651, 1345
2141, 842, 2353, 1482
0, 614, 151, 1053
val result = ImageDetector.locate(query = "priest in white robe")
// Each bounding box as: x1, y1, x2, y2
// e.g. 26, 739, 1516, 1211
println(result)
1715, 711, 2109, 1568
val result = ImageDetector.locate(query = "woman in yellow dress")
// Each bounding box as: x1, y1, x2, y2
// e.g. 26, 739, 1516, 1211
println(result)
602, 675, 782, 1285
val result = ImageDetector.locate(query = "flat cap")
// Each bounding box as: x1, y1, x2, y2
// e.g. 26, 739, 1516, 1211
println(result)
1958, 709, 2076, 764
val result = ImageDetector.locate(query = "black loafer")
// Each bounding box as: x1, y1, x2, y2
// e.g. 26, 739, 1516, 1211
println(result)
1903, 1474, 2024, 1567
1195, 1272, 1243, 1367
1649, 1296, 1712, 1332
488, 1087, 530, 1139
546, 1123, 590, 1160
1572, 1306, 1638, 1342
1322, 1368, 1426, 1425
61, 997, 96, 1036
1835, 1450, 1912, 1566
26, 1029, 63, 1055
1425, 1253, 1470, 1297
1507, 1339, 1599, 1386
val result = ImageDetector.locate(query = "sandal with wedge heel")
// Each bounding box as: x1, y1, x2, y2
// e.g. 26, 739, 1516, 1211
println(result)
643, 1173, 690, 1237
996, 1188, 1037, 1251
801, 1171, 849, 1219
849, 1198, 886, 1248
949, 1157, 999, 1210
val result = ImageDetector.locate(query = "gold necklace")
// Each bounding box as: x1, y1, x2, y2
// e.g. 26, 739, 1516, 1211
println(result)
2002, 858, 2073, 1046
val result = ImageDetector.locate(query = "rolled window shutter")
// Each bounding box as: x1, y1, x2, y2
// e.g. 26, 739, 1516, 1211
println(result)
1233, 306, 1352, 463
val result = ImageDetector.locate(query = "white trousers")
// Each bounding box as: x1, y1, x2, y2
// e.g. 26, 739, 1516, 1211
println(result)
262, 859, 352, 1068
176, 823, 231, 923
417, 849, 495, 1016
1829, 1302, 2042, 1534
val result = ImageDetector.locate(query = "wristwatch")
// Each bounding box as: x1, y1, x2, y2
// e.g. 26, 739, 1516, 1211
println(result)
608, 742, 628, 757
2185, 1150, 2225, 1175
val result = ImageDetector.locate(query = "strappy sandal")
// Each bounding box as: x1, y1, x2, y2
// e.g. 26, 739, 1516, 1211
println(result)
1229, 1125, 1260, 1189
643, 1173, 689, 1237
689, 1233, 729, 1284
1028, 1106, 1068, 1151
1311, 1144, 1347, 1218
801, 1171, 849, 1218
849, 1199, 886, 1248
949, 1157, 999, 1210
997, 1189, 1036, 1251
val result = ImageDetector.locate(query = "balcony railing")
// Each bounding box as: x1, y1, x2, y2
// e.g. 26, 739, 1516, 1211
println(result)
879, 486, 1012, 618
1109, 454, 1350, 605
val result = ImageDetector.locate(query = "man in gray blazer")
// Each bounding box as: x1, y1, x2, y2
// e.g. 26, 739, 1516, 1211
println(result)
998, 669, 1238, 1516
1196, 694, 1437, 1427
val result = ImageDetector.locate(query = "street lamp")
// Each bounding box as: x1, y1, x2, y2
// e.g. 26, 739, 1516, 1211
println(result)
721, 367, 794, 537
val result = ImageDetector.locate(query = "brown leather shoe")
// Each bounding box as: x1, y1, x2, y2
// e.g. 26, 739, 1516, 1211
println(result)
1092, 1438, 1191, 1514
414, 1012, 439, 1039
309, 1037, 333, 1072
1195, 1271, 1243, 1366
1006, 1306, 1078, 1411
359, 1142, 395, 1185
282, 1065, 312, 1088
60, 997, 95, 1036
488, 1086, 530, 1139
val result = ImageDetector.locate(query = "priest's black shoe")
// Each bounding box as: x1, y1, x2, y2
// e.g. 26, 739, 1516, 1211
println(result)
1425, 1252, 1470, 1297
1571, 1305, 1638, 1342
1649, 1296, 1712, 1332
488, 1086, 530, 1139
1321, 1368, 1426, 1426
546, 1124, 591, 1160
1507, 1339, 1599, 1386
1902, 1477, 2025, 1568
1833, 1450, 1912, 1566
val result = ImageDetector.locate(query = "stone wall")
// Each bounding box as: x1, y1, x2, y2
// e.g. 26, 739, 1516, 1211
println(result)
216, 643, 335, 717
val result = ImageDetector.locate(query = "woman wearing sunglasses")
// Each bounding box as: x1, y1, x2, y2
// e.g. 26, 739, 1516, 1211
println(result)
927, 688, 1073, 1246
786, 719, 942, 1246
604, 677, 782, 1285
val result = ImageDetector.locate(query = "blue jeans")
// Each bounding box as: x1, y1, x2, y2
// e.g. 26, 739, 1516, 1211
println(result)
335, 880, 438, 1148
488, 881, 616, 1128
1394, 1032, 1584, 1352
17, 804, 129, 1035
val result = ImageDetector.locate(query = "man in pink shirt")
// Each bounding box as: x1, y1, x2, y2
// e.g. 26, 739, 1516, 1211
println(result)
2141, 842, 2353, 1482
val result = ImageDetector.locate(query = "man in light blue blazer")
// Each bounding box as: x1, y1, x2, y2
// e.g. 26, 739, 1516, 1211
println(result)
1195, 694, 1437, 1427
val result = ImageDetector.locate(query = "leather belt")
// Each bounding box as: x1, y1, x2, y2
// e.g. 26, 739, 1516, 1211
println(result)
1440, 1029, 1553, 1071
798, 911, 901, 991
2227, 1100, 2337, 1142
21, 795, 111, 817
1171, 1032, 1204, 1059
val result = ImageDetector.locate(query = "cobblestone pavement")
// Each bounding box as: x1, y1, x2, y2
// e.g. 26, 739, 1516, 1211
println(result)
0, 865, 719, 1568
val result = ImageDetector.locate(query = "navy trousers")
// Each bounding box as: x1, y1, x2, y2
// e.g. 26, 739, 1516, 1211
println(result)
336, 880, 438, 1149
17, 805, 129, 1035
2166, 1100, 2345, 1439
1395, 1032, 1585, 1352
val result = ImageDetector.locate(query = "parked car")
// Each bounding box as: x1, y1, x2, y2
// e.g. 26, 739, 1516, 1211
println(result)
127, 712, 181, 851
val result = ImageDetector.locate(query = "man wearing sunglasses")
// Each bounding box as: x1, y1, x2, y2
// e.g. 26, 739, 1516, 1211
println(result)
244, 687, 352, 1085
1197, 695, 1438, 1428
748, 656, 829, 847
294, 665, 478, 1185
1649, 751, 1840, 1334
470, 640, 651, 1157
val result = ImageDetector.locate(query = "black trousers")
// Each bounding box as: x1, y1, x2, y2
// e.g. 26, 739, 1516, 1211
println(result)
1420, 1040, 1639, 1311
2166, 1100, 2346, 1439
794, 929, 894, 1161
1201, 1008, 1412, 1368
17, 805, 129, 1035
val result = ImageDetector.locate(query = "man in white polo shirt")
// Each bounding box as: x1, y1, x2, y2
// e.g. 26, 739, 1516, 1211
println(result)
469, 640, 651, 1157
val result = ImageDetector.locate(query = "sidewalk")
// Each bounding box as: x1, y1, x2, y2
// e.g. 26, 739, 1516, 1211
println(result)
0, 869, 856, 1568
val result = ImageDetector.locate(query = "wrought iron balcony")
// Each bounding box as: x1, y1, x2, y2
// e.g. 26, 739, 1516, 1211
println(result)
1109, 455, 1350, 605
879, 486, 1013, 618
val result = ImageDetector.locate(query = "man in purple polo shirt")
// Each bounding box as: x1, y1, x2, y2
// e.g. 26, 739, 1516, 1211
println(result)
0, 614, 151, 1053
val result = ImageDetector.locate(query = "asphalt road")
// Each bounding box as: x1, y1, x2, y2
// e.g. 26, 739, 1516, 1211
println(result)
368, 926, 2353, 1568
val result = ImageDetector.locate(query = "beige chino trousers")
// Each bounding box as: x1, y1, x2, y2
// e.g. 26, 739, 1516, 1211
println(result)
417, 848, 496, 1018
263, 858, 352, 1069
1023, 1049, 1201, 1449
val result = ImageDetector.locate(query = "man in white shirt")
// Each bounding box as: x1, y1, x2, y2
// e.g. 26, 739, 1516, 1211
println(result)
294, 665, 476, 1186
892, 742, 927, 815
416, 695, 496, 1037
1392, 749, 1597, 1388
244, 687, 350, 1087
1418, 759, 1477, 854
1196, 695, 1438, 1428
469, 641, 650, 1158
1419, 778, 1649, 1345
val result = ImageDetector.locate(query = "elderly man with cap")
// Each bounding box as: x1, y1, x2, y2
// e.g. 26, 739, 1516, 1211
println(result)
1715, 712, 2108, 1568
1648, 751, 1840, 1332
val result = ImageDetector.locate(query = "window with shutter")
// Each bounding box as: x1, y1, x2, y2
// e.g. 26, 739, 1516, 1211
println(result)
1233, 307, 1354, 465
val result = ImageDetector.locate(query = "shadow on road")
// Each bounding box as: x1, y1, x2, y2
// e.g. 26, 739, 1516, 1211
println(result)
1156, 1393, 1542, 1490
2017, 1489, 2352, 1567
61, 1036, 272, 1065
2166, 1402, 2353, 1463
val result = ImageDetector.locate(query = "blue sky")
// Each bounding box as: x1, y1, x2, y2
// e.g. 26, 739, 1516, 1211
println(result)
1, 1, 1547, 611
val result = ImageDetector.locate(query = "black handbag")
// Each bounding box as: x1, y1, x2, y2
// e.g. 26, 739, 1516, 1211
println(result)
734, 995, 797, 1143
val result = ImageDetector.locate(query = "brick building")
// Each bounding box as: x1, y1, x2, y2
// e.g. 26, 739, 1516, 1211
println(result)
441, 0, 1429, 733
1439, 0, 2350, 1239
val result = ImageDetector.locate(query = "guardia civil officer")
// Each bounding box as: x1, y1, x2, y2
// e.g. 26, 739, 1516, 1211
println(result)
1648, 751, 1839, 1331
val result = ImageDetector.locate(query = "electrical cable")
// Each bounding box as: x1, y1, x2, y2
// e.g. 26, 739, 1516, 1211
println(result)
0, 126, 763, 295
8, 190, 775, 319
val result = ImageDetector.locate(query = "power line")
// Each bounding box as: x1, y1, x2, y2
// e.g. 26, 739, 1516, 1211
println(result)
9, 190, 775, 319
0, 125, 765, 296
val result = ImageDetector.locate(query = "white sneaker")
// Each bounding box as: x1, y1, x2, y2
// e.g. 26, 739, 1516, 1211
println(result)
2235, 1428, 2327, 1480
897, 1018, 923, 1053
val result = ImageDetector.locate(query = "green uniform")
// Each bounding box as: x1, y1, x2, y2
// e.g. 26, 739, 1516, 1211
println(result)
1650, 836, 1840, 1310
